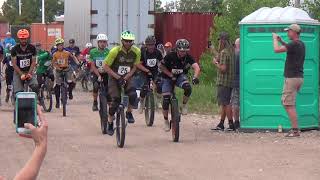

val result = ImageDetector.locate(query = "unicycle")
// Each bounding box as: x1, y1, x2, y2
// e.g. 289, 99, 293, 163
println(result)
144, 77, 155, 126
170, 79, 180, 142
98, 80, 108, 134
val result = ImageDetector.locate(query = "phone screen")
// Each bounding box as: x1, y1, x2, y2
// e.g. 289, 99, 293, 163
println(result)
17, 98, 36, 128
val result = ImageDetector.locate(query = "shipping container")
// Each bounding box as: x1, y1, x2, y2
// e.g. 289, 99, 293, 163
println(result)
155, 12, 214, 61
64, 0, 155, 49
31, 23, 64, 51
0, 22, 9, 41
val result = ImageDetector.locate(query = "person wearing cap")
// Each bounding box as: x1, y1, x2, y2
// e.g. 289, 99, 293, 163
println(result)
272, 24, 305, 137
35, 42, 54, 91
212, 32, 235, 131
164, 42, 173, 56
65, 39, 80, 100
2, 32, 16, 48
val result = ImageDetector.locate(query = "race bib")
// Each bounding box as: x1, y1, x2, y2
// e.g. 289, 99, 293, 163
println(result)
95, 60, 104, 68
57, 58, 65, 65
20, 59, 31, 68
147, 58, 157, 67
6, 53, 11, 57
117, 66, 131, 75
9, 61, 13, 66
171, 69, 183, 75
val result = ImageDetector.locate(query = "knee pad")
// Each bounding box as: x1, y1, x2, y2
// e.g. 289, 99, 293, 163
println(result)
109, 98, 121, 116
128, 90, 137, 106
182, 83, 192, 97
162, 95, 171, 110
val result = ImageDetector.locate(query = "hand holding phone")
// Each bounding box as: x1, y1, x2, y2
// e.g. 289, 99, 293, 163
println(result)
16, 92, 37, 135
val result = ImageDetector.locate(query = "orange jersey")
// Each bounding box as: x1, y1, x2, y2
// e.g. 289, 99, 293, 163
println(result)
52, 50, 71, 68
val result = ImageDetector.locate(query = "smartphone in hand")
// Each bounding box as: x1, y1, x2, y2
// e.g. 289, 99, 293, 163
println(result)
15, 92, 37, 135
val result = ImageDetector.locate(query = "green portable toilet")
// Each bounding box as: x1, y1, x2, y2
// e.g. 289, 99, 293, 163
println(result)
239, 7, 320, 131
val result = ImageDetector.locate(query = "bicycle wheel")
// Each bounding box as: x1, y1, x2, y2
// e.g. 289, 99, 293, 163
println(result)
170, 98, 180, 142
99, 94, 108, 134
41, 82, 53, 112
115, 106, 126, 148
61, 84, 67, 117
144, 92, 155, 126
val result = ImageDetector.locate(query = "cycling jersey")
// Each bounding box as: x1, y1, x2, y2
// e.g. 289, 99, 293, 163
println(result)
36, 50, 52, 74
2, 48, 14, 72
141, 48, 163, 75
65, 46, 80, 68
161, 51, 196, 79
89, 47, 110, 73
11, 44, 37, 72
52, 50, 72, 69
104, 45, 141, 76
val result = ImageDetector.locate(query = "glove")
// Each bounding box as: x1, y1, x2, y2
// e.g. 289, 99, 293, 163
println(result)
97, 76, 102, 82
26, 73, 32, 80
192, 77, 199, 85
147, 71, 153, 79
117, 77, 126, 87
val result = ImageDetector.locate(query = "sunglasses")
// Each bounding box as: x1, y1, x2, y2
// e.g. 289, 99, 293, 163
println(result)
123, 40, 133, 43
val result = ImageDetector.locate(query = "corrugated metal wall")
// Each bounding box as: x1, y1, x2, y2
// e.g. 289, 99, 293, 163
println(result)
64, 0, 91, 49
155, 12, 214, 61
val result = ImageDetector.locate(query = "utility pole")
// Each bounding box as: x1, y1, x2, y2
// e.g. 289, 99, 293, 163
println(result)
42, 0, 45, 24
18, 0, 21, 15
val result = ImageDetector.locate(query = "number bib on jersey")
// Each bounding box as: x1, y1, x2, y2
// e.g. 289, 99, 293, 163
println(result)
57, 58, 65, 65
95, 60, 104, 68
117, 66, 131, 75
147, 58, 157, 67
20, 59, 31, 68
171, 69, 183, 75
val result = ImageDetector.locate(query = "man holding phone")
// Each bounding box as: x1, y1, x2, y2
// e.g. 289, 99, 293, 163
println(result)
11, 29, 39, 96
272, 24, 305, 137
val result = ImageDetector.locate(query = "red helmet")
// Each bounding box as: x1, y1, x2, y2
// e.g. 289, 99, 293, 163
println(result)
17, 29, 30, 39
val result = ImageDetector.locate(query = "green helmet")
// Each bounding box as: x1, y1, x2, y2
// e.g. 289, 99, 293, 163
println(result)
55, 38, 64, 46
121, 30, 135, 41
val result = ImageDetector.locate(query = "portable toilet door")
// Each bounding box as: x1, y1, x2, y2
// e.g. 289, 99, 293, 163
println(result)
239, 7, 320, 131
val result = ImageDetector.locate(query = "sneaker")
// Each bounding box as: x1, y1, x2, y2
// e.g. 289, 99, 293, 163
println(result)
92, 101, 98, 111
180, 104, 188, 115
126, 112, 135, 124
234, 120, 240, 130
139, 99, 145, 114
226, 122, 235, 131
107, 122, 114, 136
211, 122, 225, 131
164, 119, 170, 132
285, 129, 300, 137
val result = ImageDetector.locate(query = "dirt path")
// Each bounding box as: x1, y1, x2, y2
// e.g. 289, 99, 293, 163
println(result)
1, 89, 320, 180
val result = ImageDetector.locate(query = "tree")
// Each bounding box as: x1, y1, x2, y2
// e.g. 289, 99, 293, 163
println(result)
303, 0, 320, 20
162, 0, 221, 12
155, 0, 164, 12
210, 0, 291, 49
1, 0, 64, 24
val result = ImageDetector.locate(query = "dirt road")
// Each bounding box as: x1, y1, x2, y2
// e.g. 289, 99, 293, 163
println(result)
1, 89, 320, 180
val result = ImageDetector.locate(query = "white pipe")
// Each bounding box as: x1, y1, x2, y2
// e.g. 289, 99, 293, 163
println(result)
19, 0, 21, 15
42, 0, 45, 24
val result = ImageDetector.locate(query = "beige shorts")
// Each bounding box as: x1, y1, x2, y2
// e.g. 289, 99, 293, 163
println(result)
281, 78, 303, 106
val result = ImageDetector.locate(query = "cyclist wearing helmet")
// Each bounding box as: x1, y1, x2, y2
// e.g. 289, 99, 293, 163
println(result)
164, 42, 173, 56
80, 42, 94, 63
35, 42, 54, 89
160, 39, 201, 131
65, 38, 81, 100
103, 30, 145, 135
11, 29, 39, 96
137, 35, 163, 113
89, 33, 111, 111
52, 38, 79, 108
2, 44, 14, 103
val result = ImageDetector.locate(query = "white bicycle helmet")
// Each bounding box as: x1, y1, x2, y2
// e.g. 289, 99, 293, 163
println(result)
96, 33, 108, 41
85, 42, 93, 48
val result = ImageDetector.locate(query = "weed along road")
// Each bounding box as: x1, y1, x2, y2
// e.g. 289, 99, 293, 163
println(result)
1, 90, 320, 180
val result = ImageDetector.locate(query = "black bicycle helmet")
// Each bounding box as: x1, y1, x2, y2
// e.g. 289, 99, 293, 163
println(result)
175, 39, 190, 51
145, 35, 156, 45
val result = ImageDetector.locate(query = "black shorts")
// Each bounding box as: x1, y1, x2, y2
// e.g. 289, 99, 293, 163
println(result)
217, 85, 232, 106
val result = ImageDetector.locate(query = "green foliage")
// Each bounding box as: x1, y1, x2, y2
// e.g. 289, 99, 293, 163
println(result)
210, 0, 291, 47
1, 0, 64, 25
155, 0, 164, 12
302, 0, 320, 20
163, 0, 223, 12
